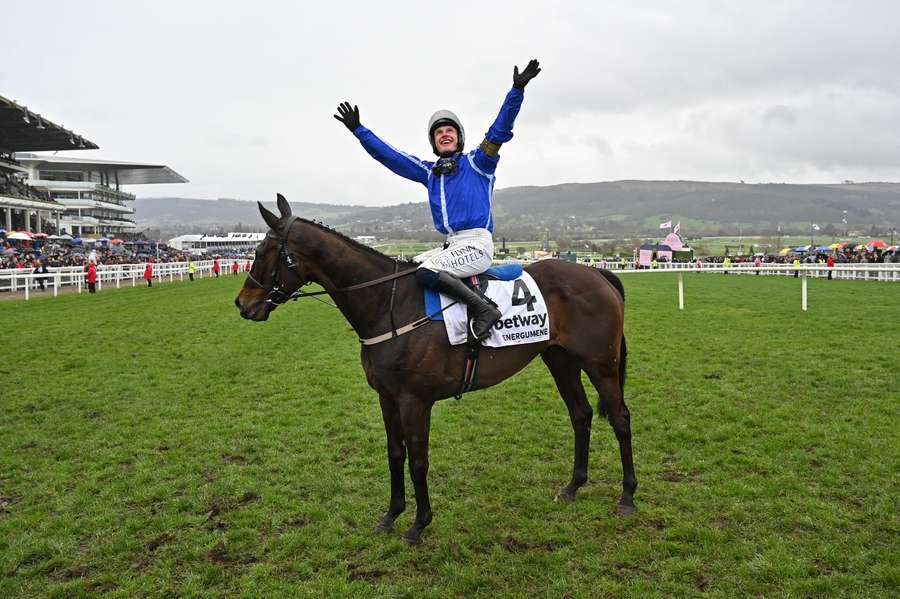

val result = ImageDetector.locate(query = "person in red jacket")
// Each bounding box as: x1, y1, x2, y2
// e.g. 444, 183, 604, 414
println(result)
827, 254, 835, 280
144, 258, 154, 288
86, 262, 98, 294
244, 260, 251, 272
232, 260, 239, 275
213, 257, 220, 278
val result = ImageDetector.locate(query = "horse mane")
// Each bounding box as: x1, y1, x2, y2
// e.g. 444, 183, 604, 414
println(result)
296, 217, 417, 266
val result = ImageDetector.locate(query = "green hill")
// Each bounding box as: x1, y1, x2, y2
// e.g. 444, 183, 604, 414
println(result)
136, 180, 900, 239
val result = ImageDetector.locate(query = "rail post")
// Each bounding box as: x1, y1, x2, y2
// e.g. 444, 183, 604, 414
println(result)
677, 272, 684, 310
801, 271, 808, 311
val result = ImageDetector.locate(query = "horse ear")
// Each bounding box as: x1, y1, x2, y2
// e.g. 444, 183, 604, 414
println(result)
258, 201, 280, 230
276, 193, 291, 218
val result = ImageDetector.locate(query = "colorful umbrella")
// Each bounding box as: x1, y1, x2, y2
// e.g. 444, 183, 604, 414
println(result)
109, 238, 124, 244
867, 239, 887, 249
829, 243, 842, 249
793, 245, 811, 252
7, 231, 32, 240
32, 232, 48, 238
779, 247, 791, 255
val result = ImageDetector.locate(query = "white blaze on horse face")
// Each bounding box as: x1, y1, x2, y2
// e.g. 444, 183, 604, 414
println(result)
433, 125, 458, 153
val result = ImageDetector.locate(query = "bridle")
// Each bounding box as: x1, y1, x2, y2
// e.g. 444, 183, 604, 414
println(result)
244, 215, 417, 306
244, 216, 308, 306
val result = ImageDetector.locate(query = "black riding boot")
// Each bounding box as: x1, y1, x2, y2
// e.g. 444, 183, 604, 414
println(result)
433, 271, 501, 340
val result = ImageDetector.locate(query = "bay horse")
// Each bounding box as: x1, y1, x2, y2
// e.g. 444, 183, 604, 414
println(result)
235, 195, 636, 544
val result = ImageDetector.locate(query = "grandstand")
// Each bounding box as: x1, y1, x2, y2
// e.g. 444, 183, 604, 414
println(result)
168, 232, 265, 255
0, 94, 97, 233
16, 154, 187, 236
1, 93, 186, 236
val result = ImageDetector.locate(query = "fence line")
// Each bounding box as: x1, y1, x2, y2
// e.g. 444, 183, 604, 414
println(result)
612, 263, 900, 312
0, 260, 249, 300
2, 259, 898, 306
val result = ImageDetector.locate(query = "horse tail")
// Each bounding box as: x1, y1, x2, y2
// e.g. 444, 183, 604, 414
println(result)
592, 268, 626, 418
597, 268, 625, 302
598, 335, 627, 419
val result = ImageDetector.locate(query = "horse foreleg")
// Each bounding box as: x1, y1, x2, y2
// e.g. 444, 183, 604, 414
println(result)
542, 348, 593, 502
398, 398, 433, 545
374, 395, 406, 533
588, 369, 637, 515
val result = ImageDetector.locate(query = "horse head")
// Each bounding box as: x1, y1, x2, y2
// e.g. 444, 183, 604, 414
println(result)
235, 193, 309, 320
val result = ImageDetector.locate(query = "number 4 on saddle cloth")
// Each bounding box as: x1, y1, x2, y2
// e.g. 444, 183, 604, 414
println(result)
424, 264, 551, 348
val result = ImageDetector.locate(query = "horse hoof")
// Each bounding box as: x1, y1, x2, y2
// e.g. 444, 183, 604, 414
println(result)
402, 529, 422, 545
616, 503, 636, 516
373, 522, 393, 534
555, 487, 576, 502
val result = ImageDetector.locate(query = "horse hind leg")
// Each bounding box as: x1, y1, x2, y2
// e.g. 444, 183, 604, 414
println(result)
541, 347, 593, 502
586, 353, 637, 515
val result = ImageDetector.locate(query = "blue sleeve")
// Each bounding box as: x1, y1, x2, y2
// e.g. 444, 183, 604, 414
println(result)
353, 125, 431, 186
470, 148, 500, 176
485, 87, 525, 145
472, 87, 526, 174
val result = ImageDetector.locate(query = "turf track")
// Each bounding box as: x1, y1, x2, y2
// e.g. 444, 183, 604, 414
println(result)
1, 273, 898, 597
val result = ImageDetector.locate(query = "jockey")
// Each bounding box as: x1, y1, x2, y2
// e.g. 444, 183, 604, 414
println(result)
334, 59, 541, 339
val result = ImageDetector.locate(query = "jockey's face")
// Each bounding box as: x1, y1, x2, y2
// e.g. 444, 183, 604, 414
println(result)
433, 125, 458, 154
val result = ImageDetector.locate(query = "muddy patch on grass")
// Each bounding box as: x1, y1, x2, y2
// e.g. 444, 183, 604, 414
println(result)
206, 539, 258, 566
502, 536, 562, 552
205, 492, 259, 518
0, 495, 20, 513
347, 563, 387, 581
659, 469, 701, 482
50, 565, 91, 580
146, 532, 173, 552
277, 516, 312, 532
203, 491, 260, 529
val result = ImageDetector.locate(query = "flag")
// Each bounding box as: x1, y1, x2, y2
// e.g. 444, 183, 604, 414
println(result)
659, 220, 672, 229
812, 224, 821, 231
673, 222, 681, 234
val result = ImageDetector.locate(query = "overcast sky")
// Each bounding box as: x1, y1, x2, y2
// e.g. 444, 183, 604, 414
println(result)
3, 0, 900, 206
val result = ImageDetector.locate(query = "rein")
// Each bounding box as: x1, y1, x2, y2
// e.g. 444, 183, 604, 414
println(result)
246, 216, 444, 345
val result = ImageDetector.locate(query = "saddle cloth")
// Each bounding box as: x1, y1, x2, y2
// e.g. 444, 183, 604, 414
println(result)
425, 269, 550, 347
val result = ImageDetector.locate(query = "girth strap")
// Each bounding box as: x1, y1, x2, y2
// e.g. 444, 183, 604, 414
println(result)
359, 300, 458, 346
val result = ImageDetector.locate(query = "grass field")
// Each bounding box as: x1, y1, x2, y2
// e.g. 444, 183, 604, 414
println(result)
1, 273, 898, 597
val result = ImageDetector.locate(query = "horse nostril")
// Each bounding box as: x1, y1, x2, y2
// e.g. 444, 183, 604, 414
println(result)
234, 296, 241, 309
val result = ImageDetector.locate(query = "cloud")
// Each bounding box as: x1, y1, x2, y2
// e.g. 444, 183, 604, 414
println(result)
3, 0, 900, 206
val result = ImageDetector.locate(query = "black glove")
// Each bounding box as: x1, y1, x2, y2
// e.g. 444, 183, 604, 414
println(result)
513, 59, 541, 90
334, 102, 360, 132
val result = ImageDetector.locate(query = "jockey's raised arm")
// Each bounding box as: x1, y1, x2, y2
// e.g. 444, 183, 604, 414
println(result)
334, 59, 541, 340
334, 102, 433, 186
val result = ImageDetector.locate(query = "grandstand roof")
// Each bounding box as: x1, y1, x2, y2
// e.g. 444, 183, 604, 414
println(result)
0, 95, 98, 152
16, 154, 189, 185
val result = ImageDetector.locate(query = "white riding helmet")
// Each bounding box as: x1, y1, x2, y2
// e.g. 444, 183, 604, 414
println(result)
427, 109, 465, 156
